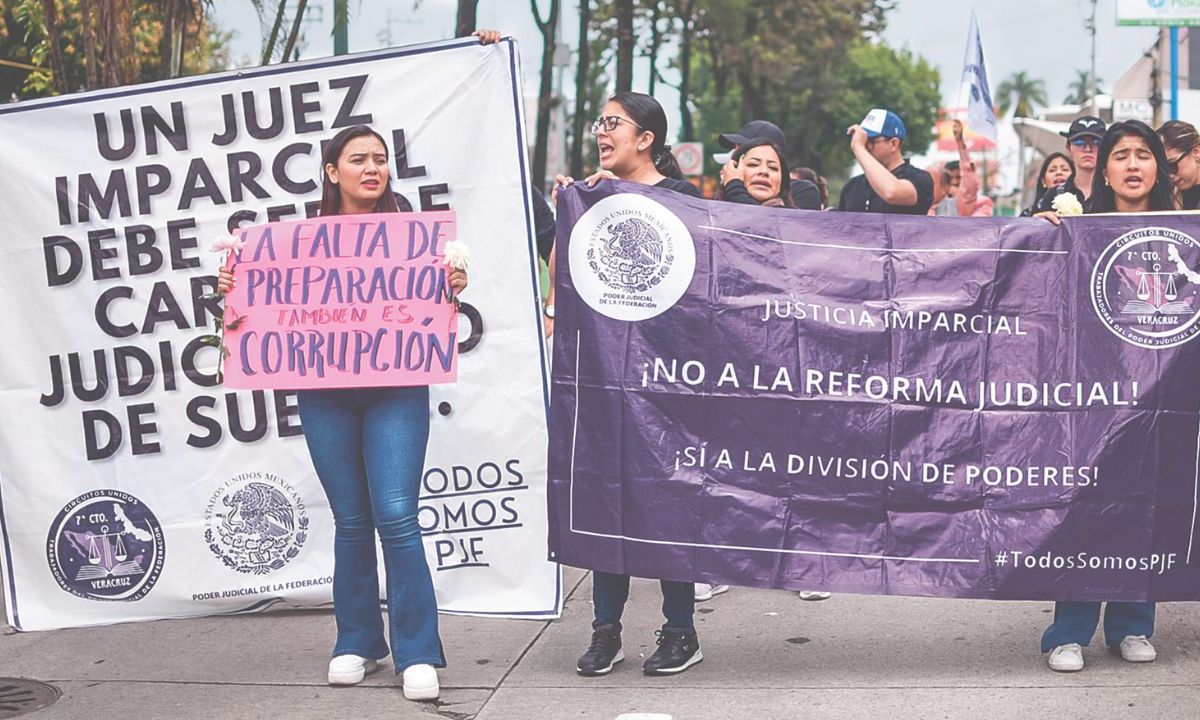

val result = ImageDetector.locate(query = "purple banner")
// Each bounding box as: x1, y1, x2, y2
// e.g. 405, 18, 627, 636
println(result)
547, 180, 1200, 602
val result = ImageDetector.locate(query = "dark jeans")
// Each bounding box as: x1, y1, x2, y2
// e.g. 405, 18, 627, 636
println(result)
592, 571, 695, 632
1041, 601, 1156, 652
298, 386, 445, 672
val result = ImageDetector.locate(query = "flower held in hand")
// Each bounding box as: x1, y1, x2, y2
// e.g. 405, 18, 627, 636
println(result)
1051, 193, 1083, 216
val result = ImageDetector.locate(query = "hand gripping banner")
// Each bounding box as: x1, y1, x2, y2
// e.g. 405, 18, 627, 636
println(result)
548, 181, 1200, 602
0, 38, 560, 631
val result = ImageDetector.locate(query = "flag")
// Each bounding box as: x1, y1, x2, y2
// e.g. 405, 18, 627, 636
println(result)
961, 12, 998, 140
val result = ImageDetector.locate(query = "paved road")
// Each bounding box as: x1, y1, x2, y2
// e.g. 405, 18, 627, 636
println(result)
2, 569, 1198, 719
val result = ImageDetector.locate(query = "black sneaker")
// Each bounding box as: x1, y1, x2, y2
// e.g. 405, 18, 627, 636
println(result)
642, 628, 703, 675
576, 624, 624, 676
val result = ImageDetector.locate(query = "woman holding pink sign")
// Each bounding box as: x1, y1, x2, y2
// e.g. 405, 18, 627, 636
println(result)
218, 122, 468, 701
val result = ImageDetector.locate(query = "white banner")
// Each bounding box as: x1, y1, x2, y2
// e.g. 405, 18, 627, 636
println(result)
0, 38, 561, 631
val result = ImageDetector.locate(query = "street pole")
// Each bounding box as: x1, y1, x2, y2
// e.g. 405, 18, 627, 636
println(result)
1088, 0, 1097, 113
334, 0, 348, 56
1171, 26, 1180, 120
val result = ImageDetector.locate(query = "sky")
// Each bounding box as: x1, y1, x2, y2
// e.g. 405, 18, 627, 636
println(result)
209, 0, 1162, 123
206, 0, 1164, 184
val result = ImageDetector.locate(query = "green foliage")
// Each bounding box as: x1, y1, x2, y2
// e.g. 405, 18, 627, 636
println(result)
996, 70, 1047, 118
1064, 69, 1101, 105
829, 41, 942, 158
0, 0, 231, 99
682, 0, 938, 179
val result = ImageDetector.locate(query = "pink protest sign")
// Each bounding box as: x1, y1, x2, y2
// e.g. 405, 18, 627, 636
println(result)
221, 211, 459, 390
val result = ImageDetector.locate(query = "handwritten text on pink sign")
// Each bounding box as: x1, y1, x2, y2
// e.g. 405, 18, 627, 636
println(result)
223, 211, 459, 389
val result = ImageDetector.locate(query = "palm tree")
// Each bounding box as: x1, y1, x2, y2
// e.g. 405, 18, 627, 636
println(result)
1064, 69, 1101, 105
996, 71, 1047, 118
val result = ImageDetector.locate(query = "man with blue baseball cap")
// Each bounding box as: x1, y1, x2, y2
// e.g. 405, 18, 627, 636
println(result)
838, 108, 934, 215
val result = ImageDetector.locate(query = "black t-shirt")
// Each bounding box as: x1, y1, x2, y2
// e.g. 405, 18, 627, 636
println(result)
1024, 182, 1086, 216
656, 176, 702, 197
530, 185, 556, 261
837, 161, 933, 215
1183, 186, 1200, 210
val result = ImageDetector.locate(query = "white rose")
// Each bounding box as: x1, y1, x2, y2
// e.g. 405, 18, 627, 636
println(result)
1051, 193, 1083, 216
443, 240, 472, 270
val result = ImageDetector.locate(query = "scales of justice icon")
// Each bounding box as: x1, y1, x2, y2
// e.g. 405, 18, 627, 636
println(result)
1123, 261, 1193, 316
1135, 268, 1179, 305
75, 524, 144, 581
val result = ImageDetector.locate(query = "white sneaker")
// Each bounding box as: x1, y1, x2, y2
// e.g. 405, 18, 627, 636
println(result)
402, 663, 440, 701
1047, 643, 1084, 672
694, 583, 730, 602
327, 654, 379, 685
798, 591, 832, 601
1119, 635, 1157, 663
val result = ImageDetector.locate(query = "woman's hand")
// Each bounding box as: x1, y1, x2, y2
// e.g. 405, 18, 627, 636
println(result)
1033, 211, 1061, 226
473, 29, 502, 45
217, 267, 236, 296
448, 268, 468, 295
583, 169, 618, 187
719, 156, 742, 186
552, 174, 575, 205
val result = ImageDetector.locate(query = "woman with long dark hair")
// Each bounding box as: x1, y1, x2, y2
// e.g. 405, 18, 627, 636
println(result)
1035, 120, 1171, 672
548, 91, 704, 678
218, 124, 468, 701
1021, 151, 1075, 216
1158, 120, 1200, 209
718, 138, 794, 207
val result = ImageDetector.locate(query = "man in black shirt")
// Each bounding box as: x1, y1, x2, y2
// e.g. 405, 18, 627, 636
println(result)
837, 108, 933, 215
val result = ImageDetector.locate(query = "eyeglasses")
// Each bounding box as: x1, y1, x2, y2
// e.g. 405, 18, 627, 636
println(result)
591, 115, 642, 135
1166, 145, 1197, 174
1070, 137, 1100, 150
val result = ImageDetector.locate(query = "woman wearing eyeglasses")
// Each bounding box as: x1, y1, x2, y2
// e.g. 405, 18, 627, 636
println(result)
1157, 120, 1200, 209
1034, 120, 1172, 673
549, 91, 703, 678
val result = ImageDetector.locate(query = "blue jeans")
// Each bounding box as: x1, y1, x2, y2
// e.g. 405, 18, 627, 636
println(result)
1041, 601, 1156, 652
298, 386, 445, 672
592, 571, 695, 632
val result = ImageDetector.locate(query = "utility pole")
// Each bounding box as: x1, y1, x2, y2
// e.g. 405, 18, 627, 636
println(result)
1087, 0, 1098, 113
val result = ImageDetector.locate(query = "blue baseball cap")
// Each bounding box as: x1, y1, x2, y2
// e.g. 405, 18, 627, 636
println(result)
860, 108, 906, 140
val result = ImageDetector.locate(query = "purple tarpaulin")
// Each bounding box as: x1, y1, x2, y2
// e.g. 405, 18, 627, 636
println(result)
547, 180, 1200, 602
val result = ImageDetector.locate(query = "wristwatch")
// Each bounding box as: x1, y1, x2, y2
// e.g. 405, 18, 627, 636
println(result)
543, 303, 556, 319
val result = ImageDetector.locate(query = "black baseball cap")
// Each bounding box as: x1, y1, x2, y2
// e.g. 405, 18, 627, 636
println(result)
718, 120, 787, 152
1060, 115, 1106, 141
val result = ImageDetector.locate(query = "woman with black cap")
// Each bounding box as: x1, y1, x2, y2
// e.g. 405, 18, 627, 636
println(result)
550, 91, 705, 678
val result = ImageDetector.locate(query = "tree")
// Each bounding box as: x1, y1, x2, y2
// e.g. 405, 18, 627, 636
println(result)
2, 0, 230, 98
530, 0, 561, 191
996, 71, 1047, 118
674, 0, 697, 141
1064, 69, 1101, 105
819, 41, 941, 160
567, 5, 615, 176
614, 0, 633, 91
680, 0, 920, 176
455, 0, 478, 37
569, 0, 592, 176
